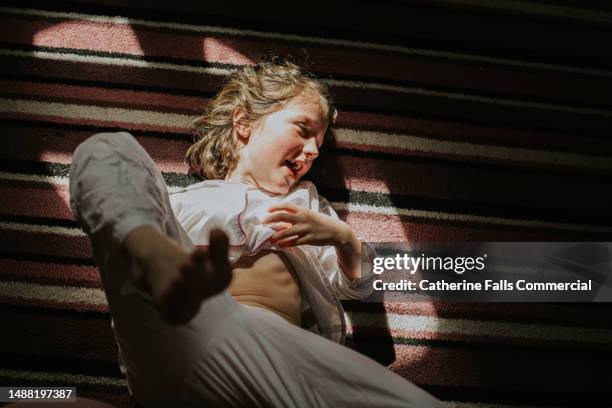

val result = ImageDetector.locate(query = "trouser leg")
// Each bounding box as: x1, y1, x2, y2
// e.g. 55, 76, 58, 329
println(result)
69, 131, 236, 407
184, 305, 445, 407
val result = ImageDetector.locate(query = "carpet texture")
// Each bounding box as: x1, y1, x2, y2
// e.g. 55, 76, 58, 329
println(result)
1, 1, 612, 406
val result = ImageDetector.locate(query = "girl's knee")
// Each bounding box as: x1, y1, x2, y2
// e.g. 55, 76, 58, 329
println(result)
73, 131, 138, 163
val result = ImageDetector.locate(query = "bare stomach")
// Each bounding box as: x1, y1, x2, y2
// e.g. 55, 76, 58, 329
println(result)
228, 249, 302, 325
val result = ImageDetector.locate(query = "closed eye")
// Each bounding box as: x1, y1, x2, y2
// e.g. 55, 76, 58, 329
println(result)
295, 123, 308, 133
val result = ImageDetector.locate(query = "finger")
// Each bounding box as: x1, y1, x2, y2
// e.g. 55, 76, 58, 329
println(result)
208, 229, 230, 269
275, 235, 299, 247
270, 225, 307, 242
262, 211, 297, 224
208, 229, 233, 290
267, 221, 292, 231
294, 234, 315, 246
268, 202, 301, 213
279, 233, 314, 247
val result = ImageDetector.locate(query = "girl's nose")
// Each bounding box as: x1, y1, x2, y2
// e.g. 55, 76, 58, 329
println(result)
303, 138, 319, 161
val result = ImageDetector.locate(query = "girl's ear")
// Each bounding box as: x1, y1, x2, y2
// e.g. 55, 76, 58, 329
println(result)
232, 109, 251, 141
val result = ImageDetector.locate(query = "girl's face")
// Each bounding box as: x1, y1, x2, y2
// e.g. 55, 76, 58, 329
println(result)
230, 93, 328, 195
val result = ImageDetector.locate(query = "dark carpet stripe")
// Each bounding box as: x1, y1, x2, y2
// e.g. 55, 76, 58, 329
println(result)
0, 302, 108, 319
389, 345, 611, 398
3, 311, 118, 365
0, 118, 192, 140
0, 230, 92, 259
421, 383, 606, 406
0, 353, 122, 378
0, 250, 95, 267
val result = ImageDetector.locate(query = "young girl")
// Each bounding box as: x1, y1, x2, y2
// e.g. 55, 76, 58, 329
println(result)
69, 59, 443, 407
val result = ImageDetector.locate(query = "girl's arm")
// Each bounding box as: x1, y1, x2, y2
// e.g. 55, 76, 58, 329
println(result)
331, 223, 362, 282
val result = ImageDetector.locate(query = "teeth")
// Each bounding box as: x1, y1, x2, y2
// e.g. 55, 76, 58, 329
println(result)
285, 160, 300, 171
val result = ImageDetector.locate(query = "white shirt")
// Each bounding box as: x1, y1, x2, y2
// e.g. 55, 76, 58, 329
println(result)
169, 179, 375, 343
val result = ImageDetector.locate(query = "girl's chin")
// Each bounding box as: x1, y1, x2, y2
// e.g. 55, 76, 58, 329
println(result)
258, 178, 294, 196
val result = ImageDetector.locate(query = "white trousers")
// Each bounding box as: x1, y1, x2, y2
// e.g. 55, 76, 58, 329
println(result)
69, 132, 445, 408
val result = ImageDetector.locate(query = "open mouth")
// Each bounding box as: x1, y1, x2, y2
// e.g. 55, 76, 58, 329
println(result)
283, 159, 302, 174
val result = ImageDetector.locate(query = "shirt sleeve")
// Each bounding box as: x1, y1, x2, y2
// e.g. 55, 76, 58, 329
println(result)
315, 190, 376, 300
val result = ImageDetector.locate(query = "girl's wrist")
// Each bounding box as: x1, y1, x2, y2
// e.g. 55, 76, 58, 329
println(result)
333, 222, 354, 248
334, 224, 362, 282
334, 224, 361, 262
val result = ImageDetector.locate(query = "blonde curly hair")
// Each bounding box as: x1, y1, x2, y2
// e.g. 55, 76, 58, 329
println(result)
185, 58, 337, 180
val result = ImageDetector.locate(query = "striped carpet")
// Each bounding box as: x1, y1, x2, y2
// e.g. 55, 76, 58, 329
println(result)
1, 1, 612, 406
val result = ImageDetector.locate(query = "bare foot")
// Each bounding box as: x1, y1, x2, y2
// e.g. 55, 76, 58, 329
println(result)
123, 226, 232, 324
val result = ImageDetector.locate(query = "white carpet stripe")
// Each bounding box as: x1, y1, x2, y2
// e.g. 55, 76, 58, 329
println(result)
346, 311, 612, 344
0, 221, 85, 237
0, 47, 234, 75
332, 202, 612, 234
335, 128, 612, 170
0, 171, 184, 196
0, 171, 69, 186
0, 172, 181, 192
0, 280, 609, 344
0, 98, 195, 129
0, 368, 126, 387
1, 98, 610, 171
1, 6, 610, 78
1, 47, 609, 116
0, 281, 107, 305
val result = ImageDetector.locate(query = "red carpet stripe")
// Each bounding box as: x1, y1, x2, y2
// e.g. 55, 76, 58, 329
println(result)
0, 78, 206, 114
0, 258, 101, 287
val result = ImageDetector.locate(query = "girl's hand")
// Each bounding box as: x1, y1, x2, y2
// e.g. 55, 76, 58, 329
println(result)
263, 203, 353, 247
